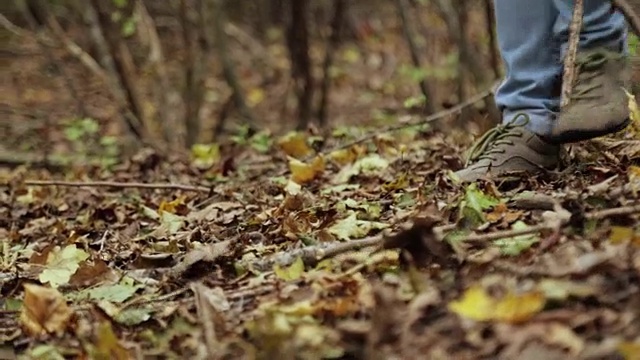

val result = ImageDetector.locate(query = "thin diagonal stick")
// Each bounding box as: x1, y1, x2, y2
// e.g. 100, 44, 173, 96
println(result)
561, 0, 584, 108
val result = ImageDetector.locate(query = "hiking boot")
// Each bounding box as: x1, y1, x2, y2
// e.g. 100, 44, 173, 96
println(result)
454, 114, 561, 183
548, 48, 632, 144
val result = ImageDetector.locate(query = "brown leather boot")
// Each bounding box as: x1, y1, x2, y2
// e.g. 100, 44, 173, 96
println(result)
454, 114, 561, 183
548, 48, 632, 144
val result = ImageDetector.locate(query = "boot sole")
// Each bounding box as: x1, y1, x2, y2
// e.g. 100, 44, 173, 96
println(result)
546, 117, 631, 144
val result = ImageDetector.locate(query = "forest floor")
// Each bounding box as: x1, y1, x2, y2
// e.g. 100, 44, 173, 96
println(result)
2, 15, 640, 360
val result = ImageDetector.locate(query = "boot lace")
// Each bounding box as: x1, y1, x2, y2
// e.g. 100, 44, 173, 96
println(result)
464, 113, 529, 167
569, 50, 623, 101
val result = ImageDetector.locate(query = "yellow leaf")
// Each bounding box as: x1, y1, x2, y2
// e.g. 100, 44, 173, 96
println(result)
624, 89, 640, 138
247, 87, 265, 107
289, 156, 325, 184
609, 226, 634, 244
618, 342, 640, 360
20, 284, 73, 337
448, 285, 545, 323
448, 285, 494, 321
95, 322, 130, 360
158, 195, 187, 214
274, 257, 305, 281
277, 132, 313, 159
629, 166, 640, 182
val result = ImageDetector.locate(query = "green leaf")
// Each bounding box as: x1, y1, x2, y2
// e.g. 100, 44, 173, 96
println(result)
112, 0, 127, 8
27, 345, 65, 360
39, 245, 90, 288
191, 143, 220, 169
465, 183, 500, 214
493, 221, 539, 256
328, 211, 388, 241
461, 183, 500, 225
115, 307, 152, 326
73, 277, 142, 303
97, 301, 152, 326
403, 95, 426, 109
121, 17, 137, 37
160, 211, 185, 235
3, 298, 22, 311
250, 131, 273, 153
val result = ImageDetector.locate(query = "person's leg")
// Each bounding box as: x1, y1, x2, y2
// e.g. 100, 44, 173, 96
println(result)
453, 1, 563, 182
548, 0, 630, 143
493, 0, 561, 137
553, 0, 627, 54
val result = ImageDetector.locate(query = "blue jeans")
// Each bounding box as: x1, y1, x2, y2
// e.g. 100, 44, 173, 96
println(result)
494, 0, 627, 136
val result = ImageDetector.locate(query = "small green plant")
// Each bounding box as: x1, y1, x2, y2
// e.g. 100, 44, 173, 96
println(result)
63, 117, 120, 167
231, 125, 273, 153
628, 33, 638, 56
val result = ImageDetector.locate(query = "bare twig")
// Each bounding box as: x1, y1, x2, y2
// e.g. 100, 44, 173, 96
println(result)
483, 0, 501, 79
587, 203, 640, 219
560, 0, 584, 108
20, 180, 210, 193
240, 235, 383, 271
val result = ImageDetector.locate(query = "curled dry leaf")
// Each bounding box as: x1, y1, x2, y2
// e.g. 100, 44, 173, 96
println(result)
20, 283, 73, 337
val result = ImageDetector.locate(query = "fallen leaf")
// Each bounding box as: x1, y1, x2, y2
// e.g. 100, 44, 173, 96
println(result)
97, 301, 152, 326
461, 183, 501, 225
448, 284, 545, 323
39, 245, 90, 288
328, 211, 388, 241
278, 131, 313, 159
158, 196, 188, 215
20, 283, 73, 336
493, 221, 539, 256
537, 279, 599, 300
332, 154, 389, 184
73, 277, 142, 303
618, 341, 640, 360
289, 156, 325, 185
609, 226, 635, 244
274, 256, 305, 281
25, 345, 65, 360
94, 322, 130, 360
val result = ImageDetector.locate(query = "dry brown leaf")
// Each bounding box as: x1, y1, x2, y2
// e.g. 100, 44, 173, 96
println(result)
19, 283, 73, 337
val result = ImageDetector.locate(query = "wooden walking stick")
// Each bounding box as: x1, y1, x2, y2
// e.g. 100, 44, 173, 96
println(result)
560, 0, 584, 109
562, 0, 640, 109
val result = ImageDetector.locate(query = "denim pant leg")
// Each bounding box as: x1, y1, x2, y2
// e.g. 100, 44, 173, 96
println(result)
553, 0, 628, 54
493, 0, 561, 136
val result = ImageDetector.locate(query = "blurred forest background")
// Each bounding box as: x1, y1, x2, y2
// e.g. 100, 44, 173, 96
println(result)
0, 0, 635, 168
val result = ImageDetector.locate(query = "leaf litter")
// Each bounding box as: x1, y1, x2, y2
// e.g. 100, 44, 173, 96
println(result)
2, 124, 640, 359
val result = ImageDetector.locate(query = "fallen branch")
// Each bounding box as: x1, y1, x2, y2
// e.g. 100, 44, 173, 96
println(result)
241, 202, 640, 270
239, 235, 383, 272
20, 180, 210, 193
